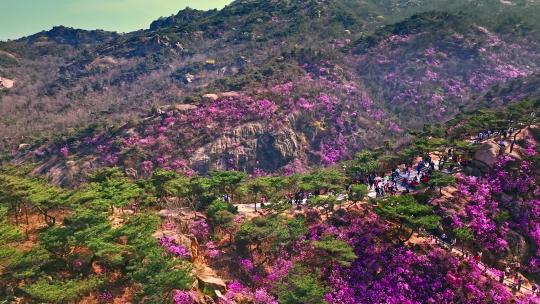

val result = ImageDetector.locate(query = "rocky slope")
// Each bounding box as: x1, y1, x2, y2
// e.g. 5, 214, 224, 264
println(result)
2, 0, 540, 183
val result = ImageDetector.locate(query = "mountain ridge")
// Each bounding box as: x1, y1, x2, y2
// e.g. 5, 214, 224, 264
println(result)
1, 0, 540, 182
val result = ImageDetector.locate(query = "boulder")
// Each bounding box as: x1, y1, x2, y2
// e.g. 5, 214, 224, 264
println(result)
220, 91, 240, 98
174, 42, 184, 50
153, 229, 192, 249
0, 77, 14, 89
175, 104, 198, 112
125, 167, 138, 179
86, 56, 118, 70
158, 209, 182, 219
193, 264, 227, 291
0, 50, 17, 60
202, 94, 219, 101
17, 143, 30, 151
473, 141, 500, 168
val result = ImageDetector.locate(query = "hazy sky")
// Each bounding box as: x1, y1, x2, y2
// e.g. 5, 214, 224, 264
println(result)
0, 0, 233, 40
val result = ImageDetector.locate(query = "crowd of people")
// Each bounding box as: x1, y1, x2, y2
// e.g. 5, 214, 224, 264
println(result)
474, 127, 515, 144
357, 154, 442, 198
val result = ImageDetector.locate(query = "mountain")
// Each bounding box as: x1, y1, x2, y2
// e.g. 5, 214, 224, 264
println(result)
3, 2, 540, 303
2, 0, 540, 184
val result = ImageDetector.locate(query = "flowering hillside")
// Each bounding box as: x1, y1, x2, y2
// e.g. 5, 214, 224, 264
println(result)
1, 100, 539, 303
354, 12, 540, 125
21, 64, 404, 184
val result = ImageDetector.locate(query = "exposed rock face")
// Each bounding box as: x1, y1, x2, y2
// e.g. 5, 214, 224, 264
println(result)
474, 141, 501, 168
257, 129, 301, 171
189, 120, 301, 173
220, 92, 240, 98
17, 144, 30, 151
202, 92, 240, 101
86, 56, 118, 70
28, 155, 98, 187
0, 51, 17, 60
194, 264, 227, 291
154, 209, 226, 296
202, 94, 219, 101
175, 104, 198, 112
0, 77, 14, 89
184, 73, 196, 84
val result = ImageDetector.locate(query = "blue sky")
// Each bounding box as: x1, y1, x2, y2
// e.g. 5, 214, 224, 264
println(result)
0, 0, 233, 40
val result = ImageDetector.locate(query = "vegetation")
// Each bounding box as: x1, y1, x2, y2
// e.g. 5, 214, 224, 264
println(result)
22, 277, 103, 303
1, 0, 540, 302
376, 194, 441, 243
0, 102, 538, 302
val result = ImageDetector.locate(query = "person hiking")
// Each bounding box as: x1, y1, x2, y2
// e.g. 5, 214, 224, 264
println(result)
368, 174, 375, 189
417, 161, 424, 175
474, 252, 481, 264
450, 238, 456, 250
533, 283, 539, 295
440, 155, 447, 170
291, 193, 296, 205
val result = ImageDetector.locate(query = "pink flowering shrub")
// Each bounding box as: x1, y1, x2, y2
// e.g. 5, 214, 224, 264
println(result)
204, 241, 220, 259
220, 281, 277, 304
239, 259, 254, 272
189, 219, 210, 241
159, 236, 191, 259
98, 291, 113, 303
173, 290, 196, 304
320, 136, 348, 165
444, 154, 540, 273
451, 175, 509, 252
223, 208, 513, 303
59, 145, 69, 157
